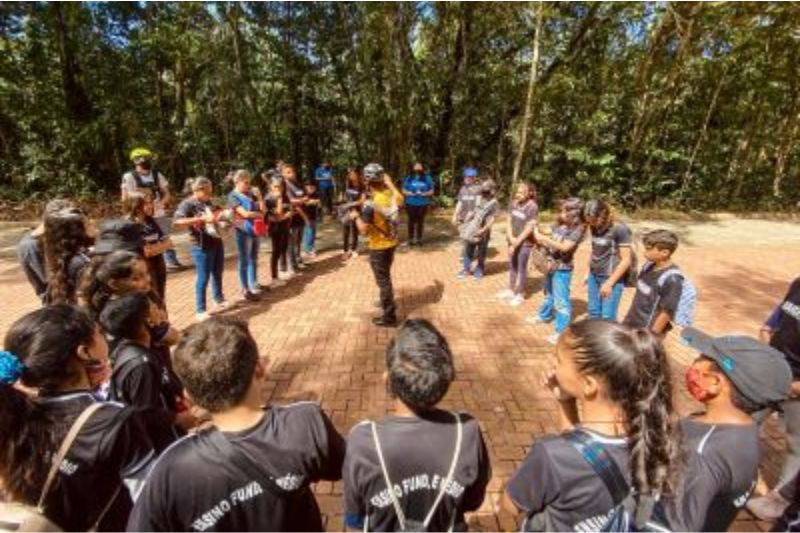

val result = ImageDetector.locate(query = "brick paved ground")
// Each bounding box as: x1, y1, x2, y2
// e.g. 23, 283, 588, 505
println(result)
0, 213, 798, 531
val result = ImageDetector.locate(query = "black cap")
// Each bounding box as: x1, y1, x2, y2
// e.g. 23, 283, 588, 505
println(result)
681, 327, 792, 410
93, 219, 144, 256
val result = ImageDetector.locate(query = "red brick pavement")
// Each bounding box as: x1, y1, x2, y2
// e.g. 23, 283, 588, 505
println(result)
0, 214, 797, 531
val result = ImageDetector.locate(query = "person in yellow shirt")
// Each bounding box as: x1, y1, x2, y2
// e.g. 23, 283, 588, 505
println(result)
350, 163, 404, 327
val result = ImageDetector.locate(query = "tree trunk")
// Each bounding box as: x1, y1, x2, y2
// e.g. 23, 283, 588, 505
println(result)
51, 3, 93, 123
681, 65, 727, 195
773, 91, 800, 198
511, 1, 543, 188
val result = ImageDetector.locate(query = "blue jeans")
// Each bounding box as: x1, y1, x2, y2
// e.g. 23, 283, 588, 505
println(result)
462, 236, 489, 274
234, 230, 260, 291
303, 220, 318, 252
587, 272, 624, 321
538, 270, 573, 333
190, 244, 224, 313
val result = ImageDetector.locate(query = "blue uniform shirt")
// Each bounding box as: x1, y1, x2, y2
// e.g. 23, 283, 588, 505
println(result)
315, 166, 334, 190
402, 174, 434, 207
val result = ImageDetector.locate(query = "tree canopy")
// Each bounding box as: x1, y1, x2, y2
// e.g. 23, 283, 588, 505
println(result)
1, 2, 799, 209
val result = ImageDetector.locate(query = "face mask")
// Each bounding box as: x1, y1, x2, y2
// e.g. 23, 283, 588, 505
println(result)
149, 322, 171, 344
138, 162, 152, 172
685, 367, 711, 402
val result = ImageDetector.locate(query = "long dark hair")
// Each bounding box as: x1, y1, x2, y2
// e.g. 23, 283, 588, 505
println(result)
79, 250, 142, 319
558, 197, 585, 228
564, 320, 678, 501
1, 305, 97, 503
43, 208, 93, 304
583, 198, 613, 231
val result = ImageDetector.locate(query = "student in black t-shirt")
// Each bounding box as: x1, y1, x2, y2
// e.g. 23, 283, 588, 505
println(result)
122, 191, 173, 301
531, 198, 586, 345
42, 205, 95, 305
748, 276, 800, 520
583, 199, 633, 321
623, 230, 683, 335
0, 305, 155, 531
173, 177, 229, 321
496, 182, 538, 307
503, 319, 678, 532
264, 175, 293, 285
17, 198, 76, 303
99, 293, 199, 450
668, 327, 792, 531
282, 164, 310, 272
127, 317, 346, 532
343, 319, 491, 531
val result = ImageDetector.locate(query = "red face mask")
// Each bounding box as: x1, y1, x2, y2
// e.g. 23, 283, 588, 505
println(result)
685, 367, 711, 402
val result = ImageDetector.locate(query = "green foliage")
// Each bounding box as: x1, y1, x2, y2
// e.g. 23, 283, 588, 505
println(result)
0, 2, 798, 210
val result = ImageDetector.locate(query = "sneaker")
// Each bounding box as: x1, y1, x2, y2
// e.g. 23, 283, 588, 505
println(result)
270, 278, 287, 288
196, 312, 210, 322
351, 250, 359, 258
372, 316, 398, 328
746, 491, 791, 521
307, 251, 317, 258
496, 289, 515, 300
547, 333, 560, 346
211, 300, 230, 314
457, 269, 469, 280
526, 315, 551, 325
250, 285, 263, 295
278, 270, 292, 280
509, 294, 524, 307
473, 269, 483, 281
241, 290, 259, 302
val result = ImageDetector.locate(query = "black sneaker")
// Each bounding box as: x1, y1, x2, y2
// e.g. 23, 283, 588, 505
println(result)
241, 290, 260, 302
372, 316, 398, 327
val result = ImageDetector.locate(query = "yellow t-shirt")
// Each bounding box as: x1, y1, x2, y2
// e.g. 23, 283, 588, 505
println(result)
367, 189, 402, 250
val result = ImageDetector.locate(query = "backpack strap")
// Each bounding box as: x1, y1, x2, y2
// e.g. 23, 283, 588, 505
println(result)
37, 402, 106, 511
646, 267, 684, 326
563, 429, 629, 505
110, 341, 149, 401
370, 412, 463, 532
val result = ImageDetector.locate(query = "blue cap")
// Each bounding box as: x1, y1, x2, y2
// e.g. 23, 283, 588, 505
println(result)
463, 167, 478, 178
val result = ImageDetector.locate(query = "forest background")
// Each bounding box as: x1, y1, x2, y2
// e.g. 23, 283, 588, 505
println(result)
1, 2, 799, 210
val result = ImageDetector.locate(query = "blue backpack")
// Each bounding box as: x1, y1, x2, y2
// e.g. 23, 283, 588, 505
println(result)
643, 263, 696, 328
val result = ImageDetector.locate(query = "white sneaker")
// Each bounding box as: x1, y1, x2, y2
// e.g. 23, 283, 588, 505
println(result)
526, 315, 550, 325
547, 333, 560, 345
211, 300, 230, 314
250, 286, 262, 295
509, 294, 525, 307
496, 289, 515, 300
351, 250, 359, 258
746, 491, 790, 521
278, 270, 292, 280
271, 278, 286, 287
196, 312, 210, 322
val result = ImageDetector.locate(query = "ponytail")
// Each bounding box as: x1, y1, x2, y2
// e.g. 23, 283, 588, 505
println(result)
1, 305, 96, 503
78, 251, 140, 319
565, 320, 678, 502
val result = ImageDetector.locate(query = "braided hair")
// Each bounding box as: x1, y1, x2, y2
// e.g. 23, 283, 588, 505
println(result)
43, 207, 93, 304
78, 250, 142, 319
565, 320, 678, 503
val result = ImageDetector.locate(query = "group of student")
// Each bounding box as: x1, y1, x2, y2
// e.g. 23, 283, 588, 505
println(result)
6, 152, 800, 532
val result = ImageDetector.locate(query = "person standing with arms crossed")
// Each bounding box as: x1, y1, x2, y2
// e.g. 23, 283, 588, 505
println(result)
350, 163, 404, 327
122, 148, 185, 271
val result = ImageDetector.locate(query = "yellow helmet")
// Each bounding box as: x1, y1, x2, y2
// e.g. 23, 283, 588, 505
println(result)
129, 147, 154, 162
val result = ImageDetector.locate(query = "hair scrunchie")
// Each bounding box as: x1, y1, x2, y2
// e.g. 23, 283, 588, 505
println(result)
0, 350, 25, 384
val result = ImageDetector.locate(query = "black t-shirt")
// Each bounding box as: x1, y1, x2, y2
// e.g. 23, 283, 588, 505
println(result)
140, 216, 166, 247
174, 197, 222, 249
547, 224, 585, 270
33, 391, 155, 531
109, 340, 183, 451
17, 231, 48, 301
285, 180, 307, 227
305, 191, 321, 221
510, 199, 538, 243
127, 402, 346, 532
770, 277, 800, 377
589, 222, 632, 276
343, 410, 491, 531
265, 193, 290, 232
506, 428, 630, 532
667, 417, 759, 532
456, 184, 481, 222
623, 262, 684, 330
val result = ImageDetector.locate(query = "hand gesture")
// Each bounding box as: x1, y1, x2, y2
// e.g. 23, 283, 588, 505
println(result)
541, 368, 572, 402
599, 281, 613, 299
